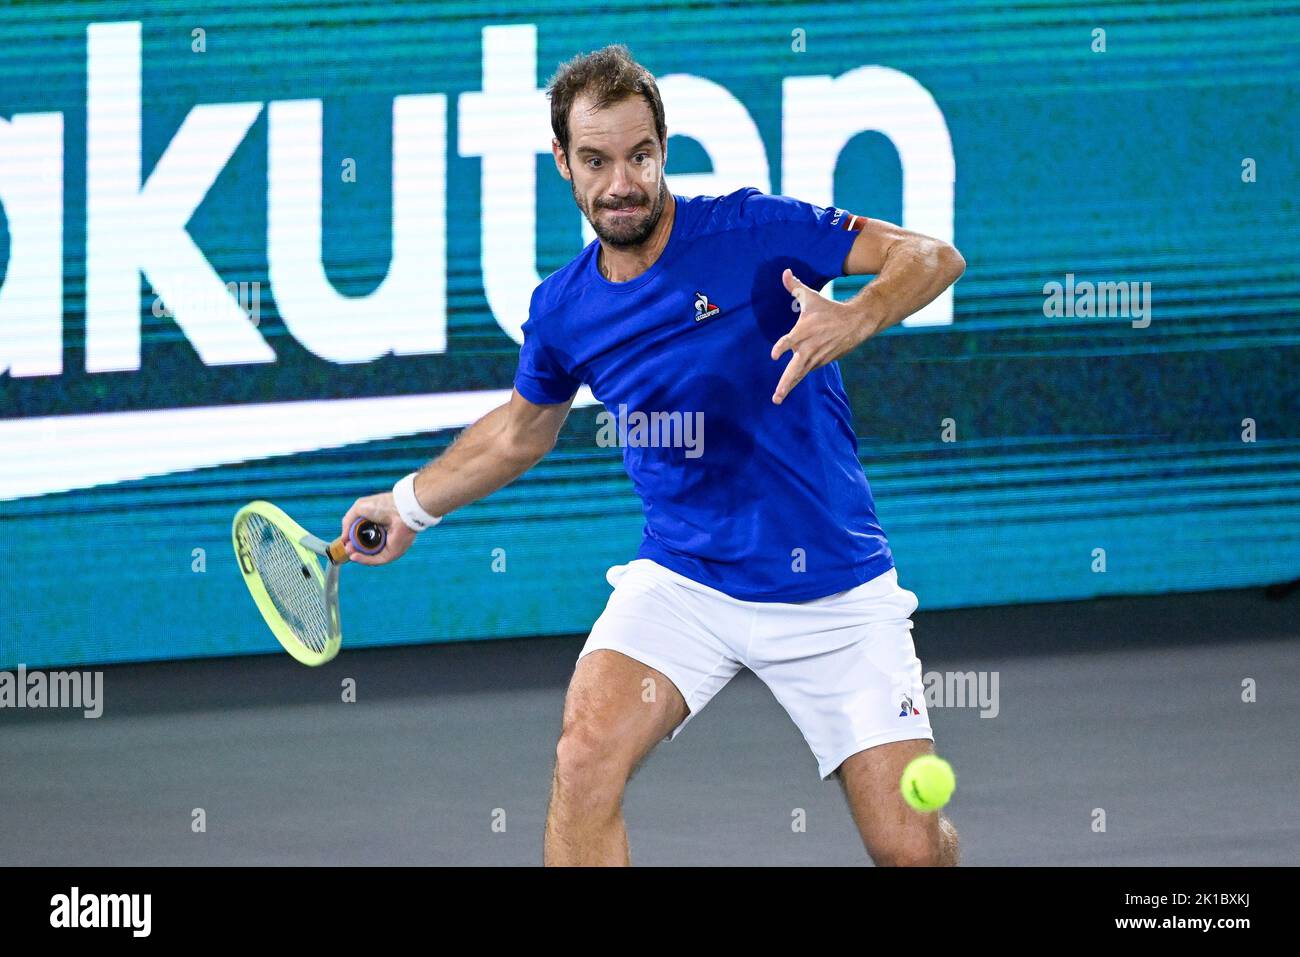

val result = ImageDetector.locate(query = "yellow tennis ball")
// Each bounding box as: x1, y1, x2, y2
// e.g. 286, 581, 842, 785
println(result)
900, 755, 956, 812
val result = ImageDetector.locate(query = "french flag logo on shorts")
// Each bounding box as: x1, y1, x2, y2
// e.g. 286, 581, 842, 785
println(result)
899, 694, 921, 717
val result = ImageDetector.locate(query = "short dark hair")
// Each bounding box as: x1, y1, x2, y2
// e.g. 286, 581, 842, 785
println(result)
547, 44, 666, 158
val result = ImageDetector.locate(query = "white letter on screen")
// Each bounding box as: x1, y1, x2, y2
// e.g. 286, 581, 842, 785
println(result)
782, 67, 955, 326
0, 111, 63, 377
654, 72, 771, 237
457, 24, 552, 345
267, 94, 447, 362
85, 21, 273, 371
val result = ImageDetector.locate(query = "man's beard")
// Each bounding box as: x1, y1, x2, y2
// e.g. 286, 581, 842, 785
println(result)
577, 177, 667, 249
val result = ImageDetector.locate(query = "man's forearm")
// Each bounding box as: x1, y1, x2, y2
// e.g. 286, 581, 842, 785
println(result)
848, 237, 965, 337
411, 403, 548, 518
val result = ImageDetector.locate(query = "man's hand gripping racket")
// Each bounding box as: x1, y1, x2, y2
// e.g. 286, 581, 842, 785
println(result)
339, 493, 416, 566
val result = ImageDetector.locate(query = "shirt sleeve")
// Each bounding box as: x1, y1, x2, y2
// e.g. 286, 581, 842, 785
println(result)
513, 293, 582, 405
737, 189, 865, 292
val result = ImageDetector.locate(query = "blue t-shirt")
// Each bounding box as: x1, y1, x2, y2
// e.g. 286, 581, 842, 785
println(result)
514, 187, 894, 602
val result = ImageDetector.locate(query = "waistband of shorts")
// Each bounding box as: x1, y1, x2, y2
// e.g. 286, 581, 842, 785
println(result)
615, 558, 899, 607
619, 558, 739, 602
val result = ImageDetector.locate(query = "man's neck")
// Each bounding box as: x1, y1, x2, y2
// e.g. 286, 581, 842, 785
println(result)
597, 192, 677, 283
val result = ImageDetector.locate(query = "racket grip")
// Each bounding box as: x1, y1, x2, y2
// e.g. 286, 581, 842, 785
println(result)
329, 518, 387, 563
327, 538, 349, 564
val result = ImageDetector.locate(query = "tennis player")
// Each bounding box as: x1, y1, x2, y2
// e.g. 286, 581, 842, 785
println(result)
342, 45, 965, 866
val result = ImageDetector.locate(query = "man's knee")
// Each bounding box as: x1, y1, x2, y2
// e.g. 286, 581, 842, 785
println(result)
552, 722, 634, 809
872, 815, 960, 867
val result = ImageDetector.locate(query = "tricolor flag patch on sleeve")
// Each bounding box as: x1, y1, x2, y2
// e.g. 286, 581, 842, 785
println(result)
829, 207, 867, 231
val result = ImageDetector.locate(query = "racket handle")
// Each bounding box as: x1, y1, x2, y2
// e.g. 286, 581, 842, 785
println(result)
328, 517, 388, 563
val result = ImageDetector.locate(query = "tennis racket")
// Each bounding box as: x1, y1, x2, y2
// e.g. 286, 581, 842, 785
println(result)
232, 500, 387, 666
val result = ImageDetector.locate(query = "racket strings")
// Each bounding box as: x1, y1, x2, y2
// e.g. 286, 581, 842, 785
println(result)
237, 513, 331, 653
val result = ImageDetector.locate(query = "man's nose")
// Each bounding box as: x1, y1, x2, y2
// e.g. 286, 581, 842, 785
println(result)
607, 161, 638, 198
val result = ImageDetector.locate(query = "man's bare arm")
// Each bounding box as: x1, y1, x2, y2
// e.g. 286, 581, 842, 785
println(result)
839, 217, 966, 335
410, 388, 573, 516
340, 388, 574, 565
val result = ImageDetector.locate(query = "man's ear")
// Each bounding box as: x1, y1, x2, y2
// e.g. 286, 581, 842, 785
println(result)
552, 138, 571, 181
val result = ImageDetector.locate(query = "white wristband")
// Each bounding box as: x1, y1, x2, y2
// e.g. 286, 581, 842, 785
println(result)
392, 472, 442, 532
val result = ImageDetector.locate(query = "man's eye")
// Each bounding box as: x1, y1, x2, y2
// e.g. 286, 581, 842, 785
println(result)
587, 158, 602, 169
633, 153, 649, 163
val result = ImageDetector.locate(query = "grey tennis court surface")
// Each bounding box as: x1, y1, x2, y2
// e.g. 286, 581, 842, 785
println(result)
3, 586, 1296, 865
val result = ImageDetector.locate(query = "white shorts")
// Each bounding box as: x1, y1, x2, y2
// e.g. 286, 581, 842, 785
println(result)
578, 559, 933, 780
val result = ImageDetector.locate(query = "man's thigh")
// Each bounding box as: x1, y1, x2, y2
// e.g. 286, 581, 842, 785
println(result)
573, 560, 745, 752
560, 648, 689, 771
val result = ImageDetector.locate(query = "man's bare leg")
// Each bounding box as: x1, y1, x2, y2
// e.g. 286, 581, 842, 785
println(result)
544, 649, 689, 866
836, 737, 960, 866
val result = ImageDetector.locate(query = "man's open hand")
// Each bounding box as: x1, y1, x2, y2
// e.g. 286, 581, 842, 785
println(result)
769, 268, 879, 405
